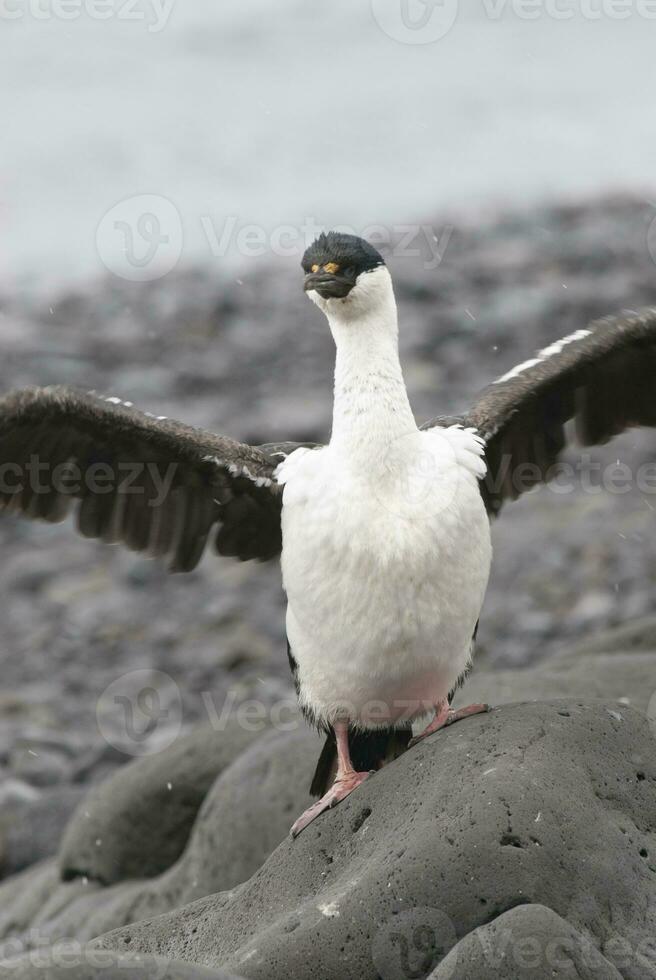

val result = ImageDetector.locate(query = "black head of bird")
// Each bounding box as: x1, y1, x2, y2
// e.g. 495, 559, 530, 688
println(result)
301, 231, 385, 300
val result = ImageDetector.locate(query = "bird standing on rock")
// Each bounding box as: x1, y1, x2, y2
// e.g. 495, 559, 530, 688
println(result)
1, 232, 655, 836
280, 235, 491, 835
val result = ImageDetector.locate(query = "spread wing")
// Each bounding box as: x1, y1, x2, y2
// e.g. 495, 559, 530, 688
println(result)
428, 308, 656, 515
0, 386, 305, 571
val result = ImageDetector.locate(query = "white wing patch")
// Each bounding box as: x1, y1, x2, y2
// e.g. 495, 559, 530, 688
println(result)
103, 395, 134, 408
493, 328, 592, 385
96, 392, 167, 420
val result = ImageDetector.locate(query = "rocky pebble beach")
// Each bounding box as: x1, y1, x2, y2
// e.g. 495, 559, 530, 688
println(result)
1, 194, 656, 977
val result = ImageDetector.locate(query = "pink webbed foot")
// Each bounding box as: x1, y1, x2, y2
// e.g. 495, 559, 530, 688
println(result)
409, 702, 489, 748
290, 770, 373, 838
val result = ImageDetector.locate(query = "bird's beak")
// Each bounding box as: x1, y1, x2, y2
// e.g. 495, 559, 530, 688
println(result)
303, 271, 355, 300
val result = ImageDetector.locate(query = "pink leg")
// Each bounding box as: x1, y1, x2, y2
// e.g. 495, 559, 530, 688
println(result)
409, 700, 489, 747
290, 722, 373, 838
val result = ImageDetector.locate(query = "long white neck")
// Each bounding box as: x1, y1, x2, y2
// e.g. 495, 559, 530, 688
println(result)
322, 267, 417, 469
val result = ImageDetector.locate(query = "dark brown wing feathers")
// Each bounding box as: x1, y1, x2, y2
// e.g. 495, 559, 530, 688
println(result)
459, 308, 656, 515
0, 386, 288, 571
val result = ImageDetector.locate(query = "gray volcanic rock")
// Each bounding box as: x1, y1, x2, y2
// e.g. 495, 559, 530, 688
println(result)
0, 861, 64, 941
59, 721, 269, 885
156, 726, 318, 897
0, 728, 319, 948
0, 950, 244, 979
456, 613, 656, 718
455, 652, 656, 717
94, 701, 656, 980
430, 904, 623, 979
0, 787, 86, 879
66, 727, 319, 944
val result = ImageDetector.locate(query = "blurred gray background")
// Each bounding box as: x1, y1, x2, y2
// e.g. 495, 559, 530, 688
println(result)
2, 1, 656, 288
1, 0, 656, 859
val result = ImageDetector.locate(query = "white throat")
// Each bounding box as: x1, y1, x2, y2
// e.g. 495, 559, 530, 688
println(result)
313, 266, 417, 468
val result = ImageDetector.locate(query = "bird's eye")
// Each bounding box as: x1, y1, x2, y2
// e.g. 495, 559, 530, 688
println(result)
343, 266, 356, 279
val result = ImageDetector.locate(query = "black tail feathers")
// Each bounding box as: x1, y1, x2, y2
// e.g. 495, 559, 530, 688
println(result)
310, 726, 412, 798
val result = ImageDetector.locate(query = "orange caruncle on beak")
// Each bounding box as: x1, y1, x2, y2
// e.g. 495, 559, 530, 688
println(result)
311, 262, 340, 275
